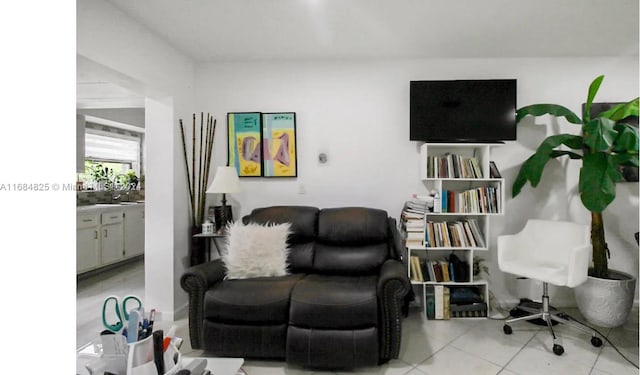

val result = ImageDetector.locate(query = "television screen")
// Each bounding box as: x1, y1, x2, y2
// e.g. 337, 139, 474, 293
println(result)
410, 79, 517, 142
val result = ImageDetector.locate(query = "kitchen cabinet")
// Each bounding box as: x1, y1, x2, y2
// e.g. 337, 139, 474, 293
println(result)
77, 213, 99, 273
124, 205, 144, 257
99, 211, 124, 265
77, 204, 144, 275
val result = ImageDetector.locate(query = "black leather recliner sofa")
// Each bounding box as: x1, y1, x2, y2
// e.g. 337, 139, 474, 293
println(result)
180, 206, 412, 369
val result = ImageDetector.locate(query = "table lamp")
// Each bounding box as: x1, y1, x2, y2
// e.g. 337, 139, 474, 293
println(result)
206, 166, 241, 230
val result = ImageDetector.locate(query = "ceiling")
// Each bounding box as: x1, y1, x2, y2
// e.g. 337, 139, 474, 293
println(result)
78, 0, 639, 109
106, 0, 639, 62
77, 54, 146, 109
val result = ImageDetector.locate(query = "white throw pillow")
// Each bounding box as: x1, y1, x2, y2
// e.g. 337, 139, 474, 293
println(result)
222, 221, 291, 279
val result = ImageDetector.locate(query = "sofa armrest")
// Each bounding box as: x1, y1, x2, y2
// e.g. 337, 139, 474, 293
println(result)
388, 218, 405, 262
377, 259, 411, 295
180, 259, 226, 349
377, 259, 412, 362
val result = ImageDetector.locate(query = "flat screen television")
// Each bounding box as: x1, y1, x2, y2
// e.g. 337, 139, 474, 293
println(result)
410, 79, 517, 142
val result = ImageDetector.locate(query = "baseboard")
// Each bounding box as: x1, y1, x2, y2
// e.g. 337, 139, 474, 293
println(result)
174, 302, 189, 321
77, 255, 144, 280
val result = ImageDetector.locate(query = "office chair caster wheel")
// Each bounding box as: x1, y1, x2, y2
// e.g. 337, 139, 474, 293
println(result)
503, 325, 512, 335
591, 336, 603, 347
553, 344, 564, 355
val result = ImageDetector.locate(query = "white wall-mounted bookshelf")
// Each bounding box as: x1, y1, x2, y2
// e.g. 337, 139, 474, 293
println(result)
406, 143, 504, 319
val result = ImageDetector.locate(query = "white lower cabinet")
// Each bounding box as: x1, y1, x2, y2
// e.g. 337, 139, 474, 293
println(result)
101, 223, 124, 264
100, 211, 124, 265
77, 205, 144, 274
124, 206, 145, 257
77, 214, 100, 273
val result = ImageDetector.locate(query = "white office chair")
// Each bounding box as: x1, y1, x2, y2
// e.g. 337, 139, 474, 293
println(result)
497, 219, 603, 355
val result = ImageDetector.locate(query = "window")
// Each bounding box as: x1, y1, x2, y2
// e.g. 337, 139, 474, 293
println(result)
79, 128, 143, 190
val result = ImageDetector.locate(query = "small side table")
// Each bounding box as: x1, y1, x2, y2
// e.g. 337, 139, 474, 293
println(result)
193, 232, 227, 261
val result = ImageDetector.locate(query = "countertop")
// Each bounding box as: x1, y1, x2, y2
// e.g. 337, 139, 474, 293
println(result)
77, 201, 145, 213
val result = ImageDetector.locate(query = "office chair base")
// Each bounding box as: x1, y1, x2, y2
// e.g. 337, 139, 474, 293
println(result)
509, 298, 559, 326
503, 284, 602, 356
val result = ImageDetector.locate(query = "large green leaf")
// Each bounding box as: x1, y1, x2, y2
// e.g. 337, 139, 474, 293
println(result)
516, 104, 582, 125
584, 75, 604, 123
613, 123, 640, 153
579, 152, 620, 212
512, 154, 537, 197
582, 118, 617, 152
512, 134, 583, 197
598, 98, 640, 122
612, 153, 639, 168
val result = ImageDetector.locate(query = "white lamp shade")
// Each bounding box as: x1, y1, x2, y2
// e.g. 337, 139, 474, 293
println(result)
207, 166, 241, 194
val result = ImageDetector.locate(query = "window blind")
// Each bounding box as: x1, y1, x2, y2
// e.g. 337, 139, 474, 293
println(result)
85, 132, 139, 162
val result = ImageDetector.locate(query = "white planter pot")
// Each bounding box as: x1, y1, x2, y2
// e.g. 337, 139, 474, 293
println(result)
574, 269, 636, 328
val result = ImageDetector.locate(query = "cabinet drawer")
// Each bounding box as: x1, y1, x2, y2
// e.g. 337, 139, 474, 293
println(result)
77, 214, 99, 229
101, 211, 123, 225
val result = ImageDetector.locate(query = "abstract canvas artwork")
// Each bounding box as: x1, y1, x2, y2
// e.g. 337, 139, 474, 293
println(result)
261, 112, 297, 177
227, 112, 262, 177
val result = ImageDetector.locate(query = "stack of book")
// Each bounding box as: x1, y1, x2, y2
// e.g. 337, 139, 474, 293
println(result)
400, 196, 431, 247
424, 218, 486, 248
426, 153, 483, 179
449, 287, 487, 317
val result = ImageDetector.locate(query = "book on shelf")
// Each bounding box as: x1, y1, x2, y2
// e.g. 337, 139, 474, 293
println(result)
447, 191, 456, 212
424, 219, 485, 248
467, 218, 486, 248
427, 153, 484, 179
432, 285, 451, 320
441, 189, 448, 212
450, 302, 487, 318
434, 285, 444, 319
440, 261, 450, 282
448, 261, 456, 282
469, 158, 483, 178
448, 253, 470, 283
425, 285, 435, 320
450, 286, 484, 305
438, 186, 500, 214
424, 259, 436, 282
443, 287, 451, 319
489, 161, 502, 178
432, 261, 444, 282
412, 256, 424, 282
409, 255, 421, 282
462, 221, 477, 247
420, 258, 431, 282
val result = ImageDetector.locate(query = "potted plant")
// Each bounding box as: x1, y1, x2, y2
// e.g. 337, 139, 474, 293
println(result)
512, 75, 639, 327
87, 161, 113, 191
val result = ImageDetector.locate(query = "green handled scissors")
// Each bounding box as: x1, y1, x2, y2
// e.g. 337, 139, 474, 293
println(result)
102, 295, 143, 332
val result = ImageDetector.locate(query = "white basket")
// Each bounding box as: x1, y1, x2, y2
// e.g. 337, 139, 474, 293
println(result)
126, 334, 182, 375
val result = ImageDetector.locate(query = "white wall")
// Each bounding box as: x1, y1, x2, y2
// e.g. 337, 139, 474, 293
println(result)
77, 108, 145, 128
197, 57, 639, 307
77, 0, 196, 319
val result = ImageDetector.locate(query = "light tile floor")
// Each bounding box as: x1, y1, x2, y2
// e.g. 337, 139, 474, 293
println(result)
77, 259, 639, 374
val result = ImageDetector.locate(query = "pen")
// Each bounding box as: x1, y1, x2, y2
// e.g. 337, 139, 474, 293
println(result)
152, 330, 165, 375
148, 309, 155, 336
